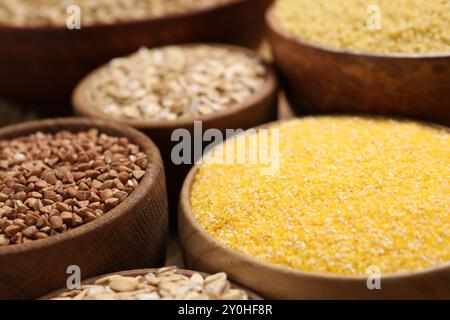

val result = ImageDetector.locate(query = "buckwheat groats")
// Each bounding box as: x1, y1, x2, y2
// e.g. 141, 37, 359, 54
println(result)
0, 129, 148, 246
190, 117, 450, 275
52, 267, 249, 300
83, 46, 267, 121
0, 0, 229, 27
274, 0, 450, 54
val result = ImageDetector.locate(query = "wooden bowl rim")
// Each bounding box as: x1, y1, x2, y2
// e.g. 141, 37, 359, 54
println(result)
72, 43, 277, 130
0, 117, 164, 255
0, 0, 250, 32
40, 267, 263, 300
265, 3, 450, 60
180, 114, 450, 281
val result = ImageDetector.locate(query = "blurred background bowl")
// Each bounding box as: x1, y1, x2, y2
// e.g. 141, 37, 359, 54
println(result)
0, 118, 168, 300
266, 4, 450, 126
0, 0, 273, 115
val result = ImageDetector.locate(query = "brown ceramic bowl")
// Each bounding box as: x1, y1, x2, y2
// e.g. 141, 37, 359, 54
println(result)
179, 117, 450, 300
0, 118, 168, 300
266, 4, 450, 126
40, 268, 263, 300
73, 43, 278, 219
0, 0, 273, 111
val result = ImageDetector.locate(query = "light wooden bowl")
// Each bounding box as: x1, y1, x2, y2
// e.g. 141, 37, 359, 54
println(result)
73, 44, 278, 219
266, 4, 450, 126
40, 267, 262, 300
0, 0, 273, 112
0, 118, 168, 300
179, 118, 450, 300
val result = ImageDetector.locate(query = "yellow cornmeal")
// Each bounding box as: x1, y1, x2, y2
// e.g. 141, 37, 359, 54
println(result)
190, 117, 450, 275
274, 0, 450, 54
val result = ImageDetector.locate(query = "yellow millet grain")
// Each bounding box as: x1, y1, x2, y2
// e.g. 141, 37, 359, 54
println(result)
274, 0, 450, 54
190, 117, 450, 275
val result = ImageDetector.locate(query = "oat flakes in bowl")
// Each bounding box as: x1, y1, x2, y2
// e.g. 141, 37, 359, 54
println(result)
75, 45, 268, 122
0, 0, 272, 112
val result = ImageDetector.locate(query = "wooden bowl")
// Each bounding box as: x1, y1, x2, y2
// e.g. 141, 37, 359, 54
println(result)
179, 118, 450, 300
0, 0, 273, 111
265, 4, 450, 126
0, 118, 168, 300
40, 267, 262, 300
73, 44, 278, 219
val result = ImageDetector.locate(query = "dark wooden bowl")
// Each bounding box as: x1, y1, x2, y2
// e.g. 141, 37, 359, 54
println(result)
73, 44, 278, 219
0, 118, 168, 300
266, 4, 450, 126
40, 268, 262, 300
0, 0, 273, 112
179, 117, 450, 300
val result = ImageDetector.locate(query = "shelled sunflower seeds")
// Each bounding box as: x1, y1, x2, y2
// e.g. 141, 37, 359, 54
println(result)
53, 267, 249, 300
83, 45, 267, 121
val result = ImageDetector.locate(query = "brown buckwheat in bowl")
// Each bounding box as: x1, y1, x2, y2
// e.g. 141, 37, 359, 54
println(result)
0, 0, 273, 110
0, 118, 168, 300
73, 44, 278, 217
